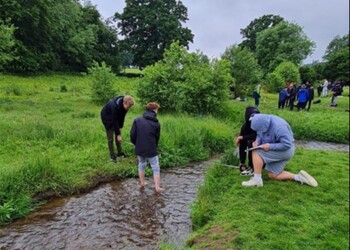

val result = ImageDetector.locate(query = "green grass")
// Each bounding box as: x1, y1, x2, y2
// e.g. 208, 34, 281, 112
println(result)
0, 74, 233, 223
0, 73, 349, 250
188, 149, 349, 249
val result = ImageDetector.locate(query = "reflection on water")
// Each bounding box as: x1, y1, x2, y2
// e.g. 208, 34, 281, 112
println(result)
0, 160, 215, 250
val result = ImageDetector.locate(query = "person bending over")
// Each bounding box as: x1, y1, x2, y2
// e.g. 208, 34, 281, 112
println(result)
101, 95, 134, 162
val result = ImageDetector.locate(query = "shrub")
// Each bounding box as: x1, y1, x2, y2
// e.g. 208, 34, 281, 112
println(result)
88, 61, 116, 104
60, 84, 68, 92
265, 61, 301, 93
138, 42, 232, 115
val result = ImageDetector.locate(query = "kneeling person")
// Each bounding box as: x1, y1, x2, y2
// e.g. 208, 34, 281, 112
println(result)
130, 102, 164, 192
242, 114, 318, 187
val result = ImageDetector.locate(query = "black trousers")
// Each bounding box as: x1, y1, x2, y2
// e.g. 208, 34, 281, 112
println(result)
106, 129, 122, 158
239, 140, 254, 168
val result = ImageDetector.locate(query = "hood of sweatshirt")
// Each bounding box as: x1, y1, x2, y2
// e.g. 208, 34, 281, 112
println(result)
143, 110, 158, 122
245, 106, 260, 122
251, 114, 271, 133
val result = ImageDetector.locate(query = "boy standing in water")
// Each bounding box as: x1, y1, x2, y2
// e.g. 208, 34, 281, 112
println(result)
130, 102, 164, 192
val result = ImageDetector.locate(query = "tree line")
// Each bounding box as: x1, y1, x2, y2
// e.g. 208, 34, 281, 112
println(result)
0, 1, 348, 93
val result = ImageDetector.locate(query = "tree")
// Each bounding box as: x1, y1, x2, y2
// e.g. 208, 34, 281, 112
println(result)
88, 61, 116, 104
222, 45, 262, 97
255, 20, 315, 74
0, 21, 15, 70
239, 14, 283, 52
323, 34, 349, 61
0, 0, 120, 73
323, 47, 349, 82
299, 65, 317, 83
138, 42, 232, 115
322, 34, 349, 82
265, 61, 300, 92
115, 0, 194, 69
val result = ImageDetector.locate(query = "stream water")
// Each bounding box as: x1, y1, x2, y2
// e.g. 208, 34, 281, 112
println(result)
0, 141, 348, 249
0, 160, 215, 250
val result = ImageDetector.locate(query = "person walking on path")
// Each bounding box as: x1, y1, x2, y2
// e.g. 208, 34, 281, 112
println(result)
101, 95, 134, 162
130, 102, 164, 192
241, 114, 318, 187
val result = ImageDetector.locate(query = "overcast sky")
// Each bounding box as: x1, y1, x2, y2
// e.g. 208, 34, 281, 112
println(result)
89, 0, 349, 64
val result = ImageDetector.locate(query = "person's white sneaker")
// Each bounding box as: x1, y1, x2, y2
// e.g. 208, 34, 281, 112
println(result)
242, 178, 263, 187
299, 170, 318, 187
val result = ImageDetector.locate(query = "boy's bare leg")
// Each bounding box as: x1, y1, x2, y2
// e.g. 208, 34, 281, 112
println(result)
153, 174, 164, 192
268, 171, 295, 181
139, 171, 147, 187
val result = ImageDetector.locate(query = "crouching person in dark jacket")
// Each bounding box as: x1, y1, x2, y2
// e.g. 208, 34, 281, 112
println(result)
130, 102, 164, 192
101, 95, 134, 162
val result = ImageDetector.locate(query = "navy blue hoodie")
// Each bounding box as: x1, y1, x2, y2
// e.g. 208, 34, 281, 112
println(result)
100, 96, 127, 135
130, 110, 160, 157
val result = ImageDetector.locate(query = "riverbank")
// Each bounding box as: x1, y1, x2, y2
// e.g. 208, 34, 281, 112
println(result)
0, 74, 349, 228
188, 146, 349, 249
0, 160, 218, 249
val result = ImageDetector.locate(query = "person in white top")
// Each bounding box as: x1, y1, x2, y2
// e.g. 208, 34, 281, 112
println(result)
322, 79, 329, 97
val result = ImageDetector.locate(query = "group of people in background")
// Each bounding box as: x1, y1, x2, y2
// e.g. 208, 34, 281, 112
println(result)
278, 82, 314, 111
278, 79, 344, 111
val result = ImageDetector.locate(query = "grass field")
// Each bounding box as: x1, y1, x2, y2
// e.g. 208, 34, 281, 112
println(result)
0, 74, 232, 223
188, 149, 349, 249
0, 73, 349, 249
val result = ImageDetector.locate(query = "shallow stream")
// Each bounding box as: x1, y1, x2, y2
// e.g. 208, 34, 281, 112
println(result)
0, 141, 348, 249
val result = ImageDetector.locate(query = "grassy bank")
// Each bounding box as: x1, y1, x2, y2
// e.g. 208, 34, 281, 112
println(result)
0, 72, 349, 244
188, 149, 349, 249
0, 74, 233, 223
185, 89, 349, 249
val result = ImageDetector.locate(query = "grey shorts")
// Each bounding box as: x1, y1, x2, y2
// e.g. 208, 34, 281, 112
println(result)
256, 146, 295, 175
137, 156, 160, 175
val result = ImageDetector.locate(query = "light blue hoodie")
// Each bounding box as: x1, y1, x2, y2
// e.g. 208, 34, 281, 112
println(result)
251, 114, 294, 151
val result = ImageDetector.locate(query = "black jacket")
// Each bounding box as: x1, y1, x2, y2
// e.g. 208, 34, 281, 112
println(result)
239, 106, 260, 141
130, 110, 160, 157
100, 96, 127, 135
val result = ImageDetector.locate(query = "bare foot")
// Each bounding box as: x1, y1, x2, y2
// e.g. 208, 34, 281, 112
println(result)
155, 187, 165, 193
140, 181, 148, 187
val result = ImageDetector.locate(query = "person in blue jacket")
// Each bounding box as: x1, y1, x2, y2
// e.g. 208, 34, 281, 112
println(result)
130, 102, 164, 192
241, 114, 318, 187
278, 86, 289, 109
296, 84, 309, 111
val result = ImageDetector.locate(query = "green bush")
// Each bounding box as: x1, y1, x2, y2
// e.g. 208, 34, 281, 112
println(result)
265, 61, 300, 92
138, 42, 232, 115
88, 61, 116, 104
